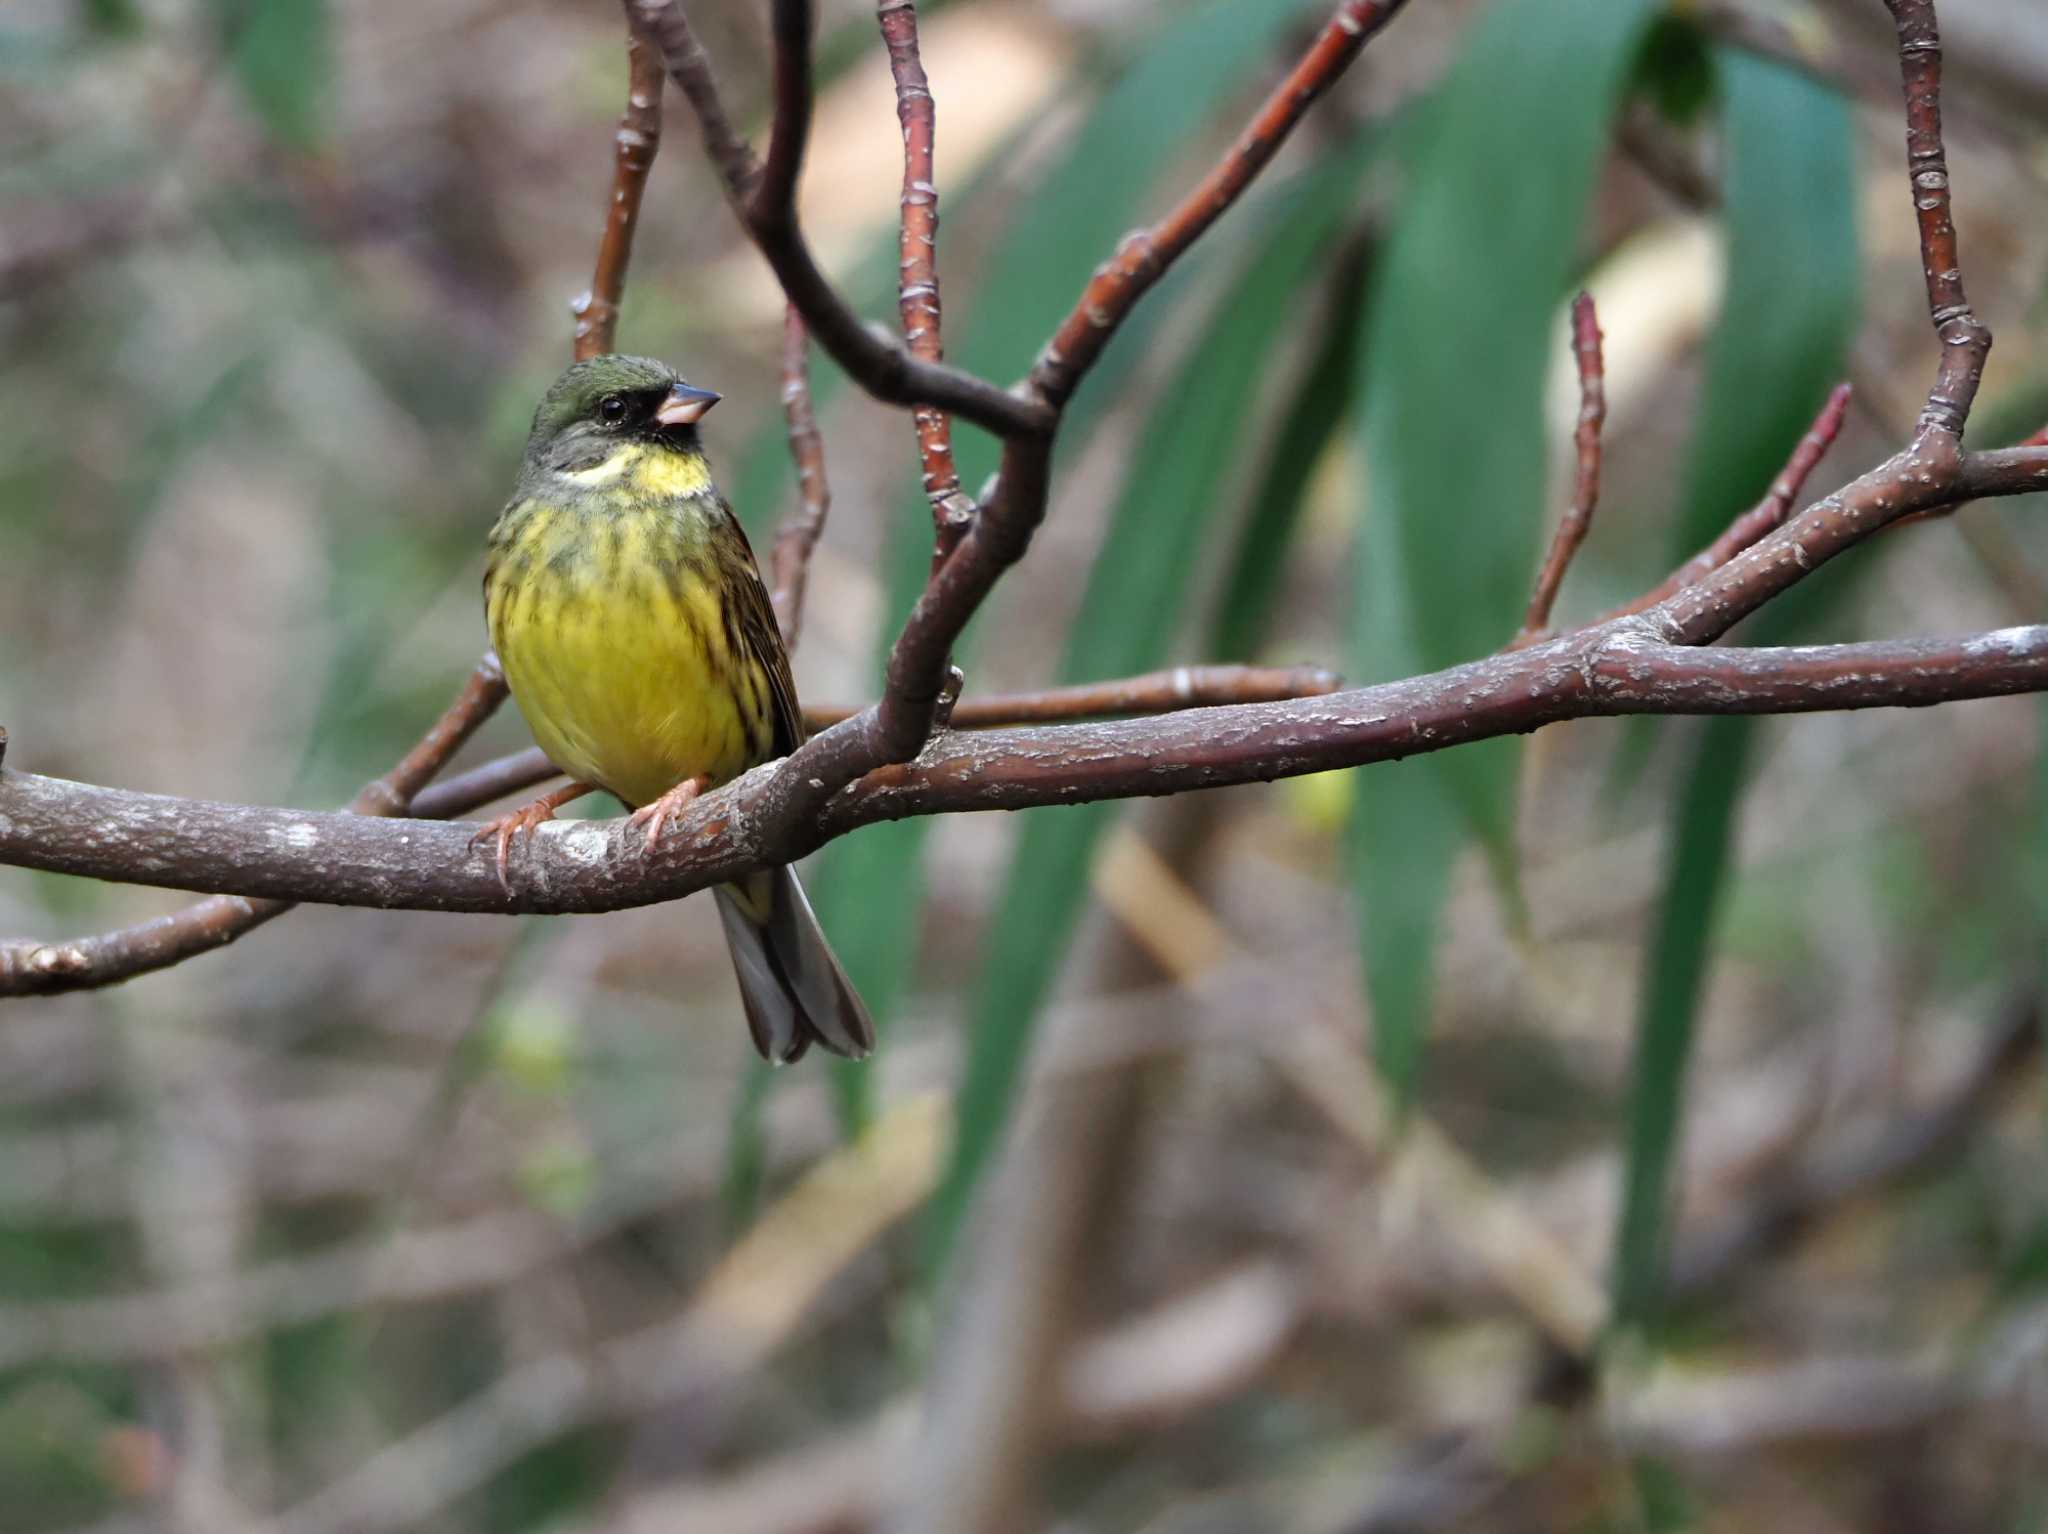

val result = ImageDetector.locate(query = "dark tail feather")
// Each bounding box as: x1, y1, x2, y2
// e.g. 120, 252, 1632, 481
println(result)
714, 866, 875, 1064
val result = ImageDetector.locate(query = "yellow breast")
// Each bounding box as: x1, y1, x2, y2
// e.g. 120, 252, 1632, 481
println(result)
485, 452, 770, 808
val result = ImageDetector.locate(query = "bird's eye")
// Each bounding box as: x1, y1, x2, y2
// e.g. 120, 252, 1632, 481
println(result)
598, 394, 628, 424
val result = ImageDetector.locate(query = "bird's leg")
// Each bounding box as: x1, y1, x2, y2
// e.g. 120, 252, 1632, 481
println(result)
468, 780, 597, 892
626, 774, 711, 852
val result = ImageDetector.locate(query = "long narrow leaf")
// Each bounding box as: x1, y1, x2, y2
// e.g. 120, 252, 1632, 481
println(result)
1612, 49, 1860, 1330
925, 150, 1377, 1278
1209, 247, 1370, 665
1351, 0, 1661, 1108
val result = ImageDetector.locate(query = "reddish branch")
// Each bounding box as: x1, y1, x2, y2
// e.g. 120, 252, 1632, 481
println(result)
769, 306, 831, 648
1886, 0, 1991, 439
574, 25, 665, 361
807, 663, 1342, 729
1521, 292, 1606, 639
1027, 0, 1410, 410
876, 0, 975, 564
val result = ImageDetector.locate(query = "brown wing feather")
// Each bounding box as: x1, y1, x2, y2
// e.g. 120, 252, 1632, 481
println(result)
706, 496, 873, 1061
713, 498, 804, 758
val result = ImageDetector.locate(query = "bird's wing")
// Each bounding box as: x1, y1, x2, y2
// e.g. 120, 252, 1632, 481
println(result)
719, 498, 806, 755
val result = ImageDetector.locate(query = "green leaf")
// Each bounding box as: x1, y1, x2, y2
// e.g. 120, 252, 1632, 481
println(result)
1351, 0, 1662, 1106
1208, 245, 1370, 664
1612, 50, 1860, 1330
1670, 51, 1860, 558
213, 0, 332, 151
1611, 713, 1753, 1326
924, 148, 1376, 1278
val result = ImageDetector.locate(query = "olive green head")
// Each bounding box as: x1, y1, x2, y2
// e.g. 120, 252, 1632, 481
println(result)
524, 354, 722, 472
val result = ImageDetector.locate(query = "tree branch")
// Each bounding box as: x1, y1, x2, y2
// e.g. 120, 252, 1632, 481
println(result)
0, 665, 1344, 995
1589, 380, 1853, 633
1886, 0, 1992, 439
573, 19, 665, 361
8, 624, 2047, 919
876, 0, 975, 564
1026, 0, 1411, 411
0, 657, 507, 997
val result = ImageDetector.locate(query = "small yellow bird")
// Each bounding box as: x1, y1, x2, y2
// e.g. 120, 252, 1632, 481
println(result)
476, 354, 873, 1063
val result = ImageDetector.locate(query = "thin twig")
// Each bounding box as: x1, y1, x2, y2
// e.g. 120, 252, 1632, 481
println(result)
1587, 381, 1853, 634
574, 22, 665, 360
769, 305, 831, 649
1520, 291, 1606, 639
876, 0, 975, 564
810, 663, 1343, 730
1027, 0, 1410, 411
1886, 0, 1991, 440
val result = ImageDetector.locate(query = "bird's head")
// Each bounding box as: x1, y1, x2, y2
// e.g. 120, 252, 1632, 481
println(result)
525, 354, 721, 472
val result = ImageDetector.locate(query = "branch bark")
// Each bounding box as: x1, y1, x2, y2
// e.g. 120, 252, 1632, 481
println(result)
875, 0, 975, 562
573, 19, 665, 361
7, 623, 2048, 919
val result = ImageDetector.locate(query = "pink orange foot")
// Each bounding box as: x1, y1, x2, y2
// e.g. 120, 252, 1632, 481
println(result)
468, 781, 595, 893
627, 775, 710, 852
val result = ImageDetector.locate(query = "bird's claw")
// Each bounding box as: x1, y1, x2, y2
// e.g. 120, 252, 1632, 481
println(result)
627, 776, 708, 853
468, 797, 565, 894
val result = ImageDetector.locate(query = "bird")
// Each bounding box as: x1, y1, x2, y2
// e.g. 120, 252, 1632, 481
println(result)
473, 353, 873, 1064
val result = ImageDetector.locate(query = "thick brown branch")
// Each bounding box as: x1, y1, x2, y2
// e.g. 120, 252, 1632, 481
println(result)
0, 658, 507, 998
1027, 0, 1411, 411
1885, 0, 1992, 439
8, 624, 2047, 918
769, 305, 830, 649
876, 0, 974, 561
574, 21, 665, 361
1521, 292, 1606, 639
629, 0, 1048, 441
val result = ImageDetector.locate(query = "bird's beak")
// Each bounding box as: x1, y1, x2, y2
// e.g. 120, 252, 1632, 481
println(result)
654, 383, 721, 427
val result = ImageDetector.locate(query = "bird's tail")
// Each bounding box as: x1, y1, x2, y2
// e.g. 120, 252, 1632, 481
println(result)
714, 866, 875, 1064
